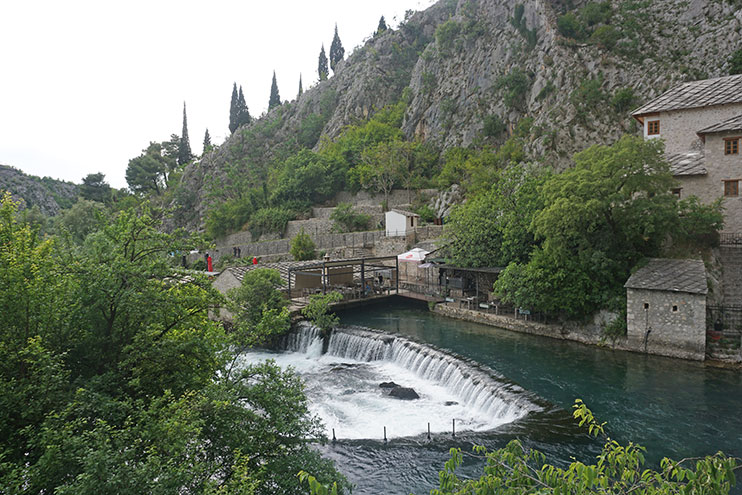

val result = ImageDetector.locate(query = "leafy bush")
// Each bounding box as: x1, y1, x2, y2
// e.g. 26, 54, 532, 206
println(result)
249, 207, 294, 237
557, 12, 585, 39
330, 203, 371, 233
414, 204, 436, 223
571, 76, 606, 122
290, 228, 316, 261
730, 48, 742, 75
298, 114, 326, 148
590, 24, 620, 50
496, 69, 531, 110
581, 1, 612, 26
610, 87, 637, 113
483, 114, 507, 138
435, 19, 461, 54
302, 291, 344, 333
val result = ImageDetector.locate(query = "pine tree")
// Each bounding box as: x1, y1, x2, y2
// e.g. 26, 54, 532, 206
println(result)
236, 86, 251, 128
329, 24, 345, 73
229, 83, 239, 134
268, 71, 281, 110
377, 16, 387, 35
298, 74, 303, 98
318, 44, 328, 81
178, 102, 192, 166
203, 129, 211, 152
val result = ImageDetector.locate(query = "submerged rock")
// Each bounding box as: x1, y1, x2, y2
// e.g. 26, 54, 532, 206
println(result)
388, 386, 420, 400
379, 381, 399, 389
444, 401, 458, 406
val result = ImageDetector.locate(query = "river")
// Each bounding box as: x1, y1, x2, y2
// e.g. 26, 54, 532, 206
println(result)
239, 298, 742, 494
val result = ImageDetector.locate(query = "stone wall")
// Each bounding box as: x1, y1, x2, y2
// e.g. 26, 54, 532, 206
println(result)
626, 288, 706, 361
652, 103, 742, 155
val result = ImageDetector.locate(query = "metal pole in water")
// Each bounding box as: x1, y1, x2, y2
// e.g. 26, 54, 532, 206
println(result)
427, 422, 431, 440
452, 419, 456, 437
384, 426, 387, 443
332, 428, 336, 443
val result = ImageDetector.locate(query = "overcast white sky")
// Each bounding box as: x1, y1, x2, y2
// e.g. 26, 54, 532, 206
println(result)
0, 0, 436, 188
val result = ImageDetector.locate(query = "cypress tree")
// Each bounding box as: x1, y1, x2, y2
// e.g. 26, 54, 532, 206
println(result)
178, 102, 192, 166
268, 71, 281, 110
329, 24, 345, 73
298, 74, 303, 98
377, 16, 387, 35
203, 128, 211, 152
229, 83, 239, 134
318, 45, 328, 81
236, 86, 251, 128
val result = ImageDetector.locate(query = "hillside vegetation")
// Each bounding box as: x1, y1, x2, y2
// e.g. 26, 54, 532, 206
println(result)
173, 0, 742, 234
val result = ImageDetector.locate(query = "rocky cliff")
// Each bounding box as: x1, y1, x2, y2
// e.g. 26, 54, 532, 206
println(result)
178, 0, 742, 230
0, 164, 78, 216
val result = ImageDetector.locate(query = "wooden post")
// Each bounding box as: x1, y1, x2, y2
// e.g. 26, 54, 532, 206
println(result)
395, 256, 399, 294
383, 426, 387, 443
452, 418, 456, 437
427, 422, 431, 440
361, 259, 365, 299
332, 428, 336, 443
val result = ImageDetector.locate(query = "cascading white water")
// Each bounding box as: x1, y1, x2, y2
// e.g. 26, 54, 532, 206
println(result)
245, 322, 539, 440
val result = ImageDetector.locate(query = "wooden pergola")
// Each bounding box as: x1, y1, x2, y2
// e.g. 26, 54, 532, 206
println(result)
287, 255, 399, 299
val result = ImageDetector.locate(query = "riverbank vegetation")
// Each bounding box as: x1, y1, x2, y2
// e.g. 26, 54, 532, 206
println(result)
0, 193, 347, 494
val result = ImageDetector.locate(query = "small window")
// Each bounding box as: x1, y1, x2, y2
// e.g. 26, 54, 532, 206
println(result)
672, 305, 678, 312
647, 120, 660, 135
725, 138, 739, 155
724, 180, 739, 197
644, 302, 650, 309
671, 187, 682, 198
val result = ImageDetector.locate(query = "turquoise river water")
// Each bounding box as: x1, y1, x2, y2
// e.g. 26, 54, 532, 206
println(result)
242, 298, 742, 494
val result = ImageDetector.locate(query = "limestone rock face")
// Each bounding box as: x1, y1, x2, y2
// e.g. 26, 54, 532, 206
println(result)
0, 164, 78, 216
177, 0, 741, 231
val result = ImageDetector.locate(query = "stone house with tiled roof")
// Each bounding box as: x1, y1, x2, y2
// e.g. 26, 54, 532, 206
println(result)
631, 74, 742, 233
624, 258, 708, 361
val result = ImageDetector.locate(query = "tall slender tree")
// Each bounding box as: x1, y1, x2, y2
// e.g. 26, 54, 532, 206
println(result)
229, 83, 239, 134
329, 24, 345, 73
268, 71, 281, 110
178, 102, 193, 166
203, 129, 211, 153
297, 74, 303, 98
236, 86, 251, 128
318, 45, 328, 81
377, 16, 387, 35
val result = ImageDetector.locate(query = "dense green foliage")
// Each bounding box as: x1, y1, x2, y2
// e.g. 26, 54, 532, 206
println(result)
730, 48, 742, 75
203, 128, 212, 152
298, 74, 303, 97
330, 203, 371, 233
268, 71, 281, 110
318, 45, 329, 81
178, 102, 193, 166
291, 227, 316, 261
125, 138, 179, 194
491, 136, 722, 318
0, 194, 345, 494
301, 291, 343, 333
329, 25, 344, 73
377, 15, 387, 35
229, 82, 239, 134
226, 268, 290, 347
236, 86, 252, 129
80, 172, 111, 203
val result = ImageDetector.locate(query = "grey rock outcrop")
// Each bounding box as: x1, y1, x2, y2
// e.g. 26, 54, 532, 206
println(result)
0, 165, 78, 216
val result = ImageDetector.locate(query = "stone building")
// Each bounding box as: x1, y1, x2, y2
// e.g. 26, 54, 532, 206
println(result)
385, 208, 420, 237
624, 258, 708, 361
631, 74, 742, 232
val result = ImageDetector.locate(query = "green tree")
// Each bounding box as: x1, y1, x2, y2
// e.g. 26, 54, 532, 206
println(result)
226, 268, 290, 347
290, 227, 316, 261
229, 82, 239, 134
318, 44, 329, 81
330, 203, 371, 232
329, 24, 345, 73
495, 136, 721, 318
268, 71, 281, 110
203, 128, 212, 153
355, 140, 405, 209
237, 85, 252, 128
301, 291, 343, 333
377, 15, 387, 35
730, 48, 742, 75
54, 198, 107, 244
178, 102, 193, 166
298, 73, 303, 98
80, 172, 111, 203
126, 141, 176, 194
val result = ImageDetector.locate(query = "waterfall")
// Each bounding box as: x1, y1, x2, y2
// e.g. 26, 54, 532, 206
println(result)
284, 322, 536, 422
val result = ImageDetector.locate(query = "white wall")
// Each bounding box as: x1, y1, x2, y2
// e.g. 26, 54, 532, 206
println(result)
385, 211, 408, 237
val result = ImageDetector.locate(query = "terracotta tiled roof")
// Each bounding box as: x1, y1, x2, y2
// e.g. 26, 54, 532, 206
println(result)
624, 258, 707, 295
631, 74, 742, 117
697, 114, 742, 135
666, 151, 707, 176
